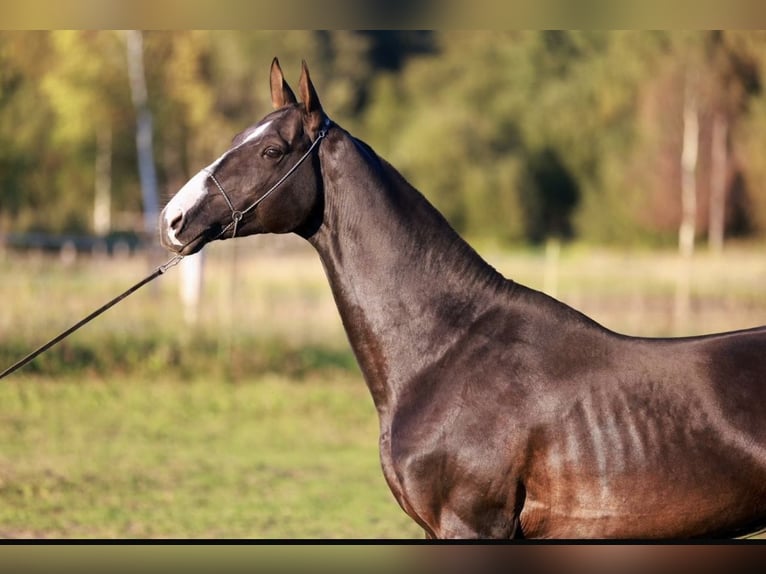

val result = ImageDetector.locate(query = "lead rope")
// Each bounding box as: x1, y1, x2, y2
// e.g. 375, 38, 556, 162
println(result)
0, 254, 184, 380
738, 525, 766, 540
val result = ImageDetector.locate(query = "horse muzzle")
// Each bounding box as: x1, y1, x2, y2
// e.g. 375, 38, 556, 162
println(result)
158, 206, 212, 256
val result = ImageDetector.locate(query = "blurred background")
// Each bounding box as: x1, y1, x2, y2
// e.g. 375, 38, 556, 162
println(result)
1, 30, 766, 539
3, 31, 766, 246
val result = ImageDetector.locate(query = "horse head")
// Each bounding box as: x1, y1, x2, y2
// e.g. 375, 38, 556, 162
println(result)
159, 58, 329, 255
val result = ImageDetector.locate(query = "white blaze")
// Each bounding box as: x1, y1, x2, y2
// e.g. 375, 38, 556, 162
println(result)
240, 120, 273, 145
163, 169, 209, 247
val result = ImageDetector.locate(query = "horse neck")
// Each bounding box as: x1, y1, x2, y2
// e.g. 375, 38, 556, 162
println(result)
307, 129, 508, 414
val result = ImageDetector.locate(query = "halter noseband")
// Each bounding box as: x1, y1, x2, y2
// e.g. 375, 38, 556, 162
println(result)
204, 117, 331, 240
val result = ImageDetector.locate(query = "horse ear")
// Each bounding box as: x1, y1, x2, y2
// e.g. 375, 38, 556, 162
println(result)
270, 57, 297, 109
298, 59, 325, 133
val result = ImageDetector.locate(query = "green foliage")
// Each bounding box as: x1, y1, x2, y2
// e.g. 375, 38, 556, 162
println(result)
2, 31, 766, 246
363, 31, 674, 245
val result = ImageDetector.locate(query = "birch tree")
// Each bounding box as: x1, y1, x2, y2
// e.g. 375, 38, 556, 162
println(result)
125, 30, 159, 240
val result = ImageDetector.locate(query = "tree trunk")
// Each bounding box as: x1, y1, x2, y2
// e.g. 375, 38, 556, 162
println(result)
675, 71, 699, 334
678, 78, 699, 260
125, 30, 160, 240
708, 112, 728, 254
93, 124, 112, 237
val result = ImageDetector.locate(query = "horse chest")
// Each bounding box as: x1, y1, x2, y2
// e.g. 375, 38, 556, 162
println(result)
378, 404, 526, 538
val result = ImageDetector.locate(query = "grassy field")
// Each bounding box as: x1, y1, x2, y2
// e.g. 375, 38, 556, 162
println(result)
1, 236, 766, 539
0, 374, 422, 539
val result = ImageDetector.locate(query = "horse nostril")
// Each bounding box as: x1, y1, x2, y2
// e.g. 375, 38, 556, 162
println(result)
169, 212, 184, 231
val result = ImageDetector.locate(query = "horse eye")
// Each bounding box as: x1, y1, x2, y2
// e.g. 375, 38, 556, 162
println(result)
263, 147, 283, 159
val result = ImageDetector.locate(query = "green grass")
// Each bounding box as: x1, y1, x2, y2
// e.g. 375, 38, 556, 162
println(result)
1, 238, 766, 538
0, 374, 422, 539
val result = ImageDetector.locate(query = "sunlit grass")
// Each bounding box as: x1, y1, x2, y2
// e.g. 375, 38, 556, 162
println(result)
1, 238, 766, 538
0, 374, 422, 539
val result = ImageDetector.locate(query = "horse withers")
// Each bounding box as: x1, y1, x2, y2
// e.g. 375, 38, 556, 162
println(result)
159, 58, 766, 539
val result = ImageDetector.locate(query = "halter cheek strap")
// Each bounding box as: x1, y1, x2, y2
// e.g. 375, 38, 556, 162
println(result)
204, 117, 331, 240
205, 170, 244, 238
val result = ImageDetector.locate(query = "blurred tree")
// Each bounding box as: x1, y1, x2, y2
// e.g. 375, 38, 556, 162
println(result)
42, 31, 131, 234
2, 30, 766, 250
0, 32, 57, 232
626, 31, 762, 249
725, 31, 766, 237
363, 32, 528, 243
0, 31, 140, 235
364, 31, 669, 245
125, 30, 161, 240
142, 31, 222, 206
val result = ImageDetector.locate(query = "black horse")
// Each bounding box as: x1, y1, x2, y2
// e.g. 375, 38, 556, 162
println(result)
159, 59, 766, 539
